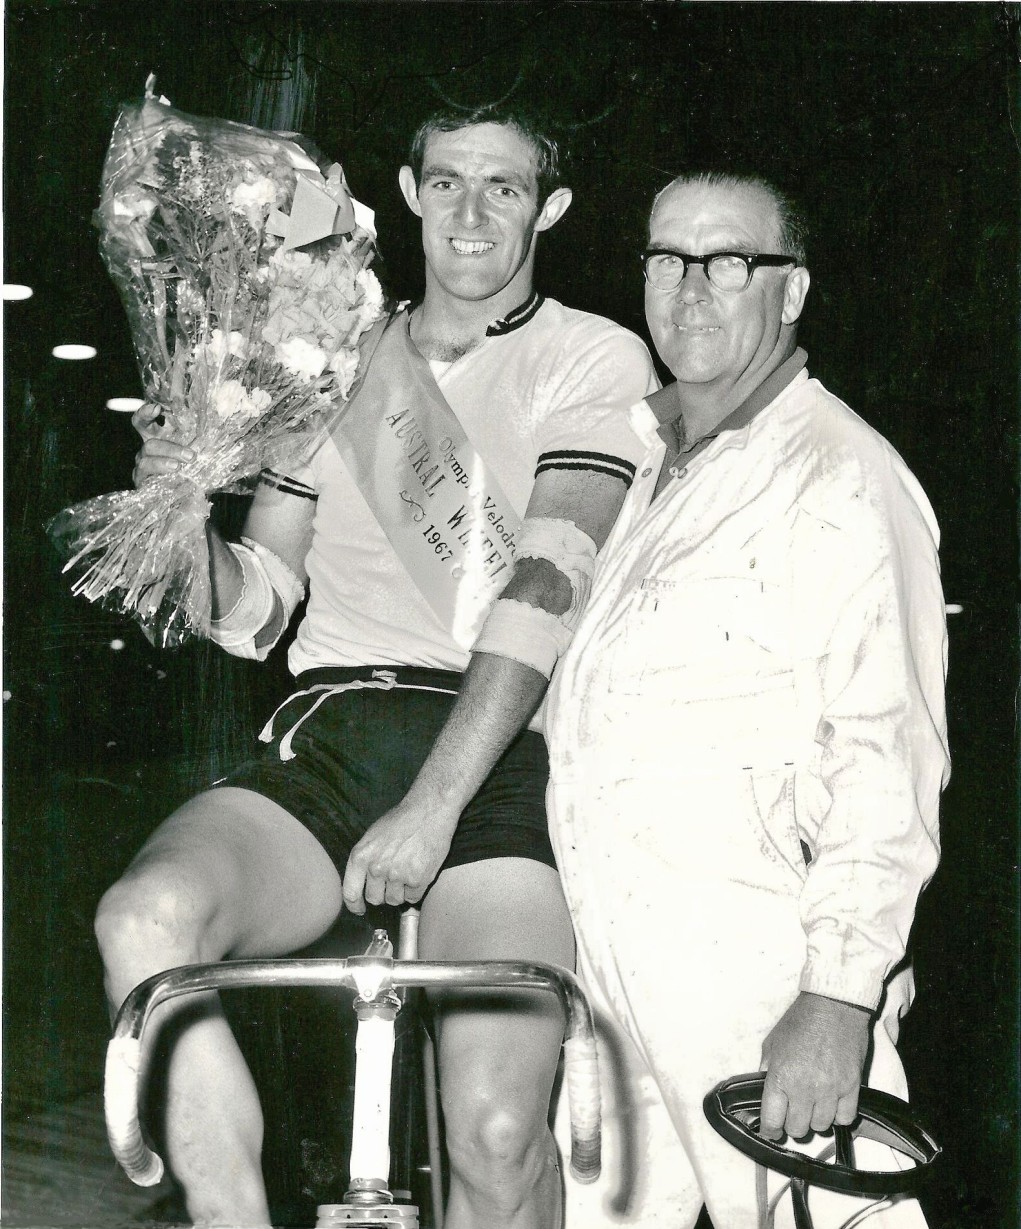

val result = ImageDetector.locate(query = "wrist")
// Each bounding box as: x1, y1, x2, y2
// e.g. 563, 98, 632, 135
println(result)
801, 990, 873, 1024
401, 775, 465, 829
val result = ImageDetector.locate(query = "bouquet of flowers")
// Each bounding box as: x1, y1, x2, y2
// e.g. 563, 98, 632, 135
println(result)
47, 77, 386, 647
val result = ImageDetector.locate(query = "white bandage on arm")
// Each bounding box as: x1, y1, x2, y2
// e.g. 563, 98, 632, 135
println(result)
471, 517, 598, 678
514, 517, 598, 625
472, 598, 573, 678
208, 536, 304, 661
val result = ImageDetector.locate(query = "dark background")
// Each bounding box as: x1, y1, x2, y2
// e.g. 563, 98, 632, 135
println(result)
3, 2, 1019, 1226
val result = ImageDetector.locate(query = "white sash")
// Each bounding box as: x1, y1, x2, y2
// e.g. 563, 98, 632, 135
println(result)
331, 311, 521, 650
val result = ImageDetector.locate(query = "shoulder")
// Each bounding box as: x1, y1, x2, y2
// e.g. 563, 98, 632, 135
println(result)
506, 299, 658, 411
778, 377, 940, 547
536, 297, 651, 348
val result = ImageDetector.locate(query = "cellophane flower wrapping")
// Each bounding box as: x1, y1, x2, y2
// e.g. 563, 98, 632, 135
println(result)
47, 88, 386, 647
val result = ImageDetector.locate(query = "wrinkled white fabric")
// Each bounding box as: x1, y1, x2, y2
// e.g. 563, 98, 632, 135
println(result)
285, 298, 656, 677
471, 597, 573, 678
207, 539, 277, 660
513, 515, 599, 625
547, 370, 949, 1227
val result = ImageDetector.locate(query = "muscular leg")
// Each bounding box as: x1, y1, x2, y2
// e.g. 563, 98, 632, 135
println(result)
419, 857, 576, 1229
94, 786, 343, 1227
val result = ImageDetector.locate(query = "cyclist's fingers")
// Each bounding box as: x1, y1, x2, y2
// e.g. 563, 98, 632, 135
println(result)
132, 439, 195, 487
131, 402, 166, 437
132, 455, 183, 483
363, 873, 386, 908
341, 857, 368, 916
384, 880, 407, 907
140, 438, 194, 462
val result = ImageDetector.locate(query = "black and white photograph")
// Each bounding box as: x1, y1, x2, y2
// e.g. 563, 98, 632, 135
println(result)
2, 4, 1018, 1227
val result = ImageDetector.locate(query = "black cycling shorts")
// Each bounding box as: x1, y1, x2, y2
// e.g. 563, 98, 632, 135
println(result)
218, 666, 556, 877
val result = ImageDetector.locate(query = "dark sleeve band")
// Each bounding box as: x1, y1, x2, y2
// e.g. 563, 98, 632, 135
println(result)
535, 450, 637, 488
259, 469, 318, 500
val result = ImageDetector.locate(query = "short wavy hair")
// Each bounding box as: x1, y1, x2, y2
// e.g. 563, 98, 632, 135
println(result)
652, 171, 808, 266
407, 104, 564, 205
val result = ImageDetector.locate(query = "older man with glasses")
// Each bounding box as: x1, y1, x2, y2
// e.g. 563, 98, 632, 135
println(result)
547, 171, 949, 1227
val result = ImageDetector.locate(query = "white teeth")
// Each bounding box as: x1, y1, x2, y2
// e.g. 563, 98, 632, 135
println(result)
450, 238, 494, 255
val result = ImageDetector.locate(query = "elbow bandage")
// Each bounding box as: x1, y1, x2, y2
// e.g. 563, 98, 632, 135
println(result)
208, 537, 304, 661
471, 517, 597, 677
515, 517, 598, 625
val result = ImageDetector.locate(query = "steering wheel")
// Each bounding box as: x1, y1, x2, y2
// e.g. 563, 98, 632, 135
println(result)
704, 1073, 941, 1229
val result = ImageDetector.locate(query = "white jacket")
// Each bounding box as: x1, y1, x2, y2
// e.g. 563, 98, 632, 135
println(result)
546, 364, 950, 1010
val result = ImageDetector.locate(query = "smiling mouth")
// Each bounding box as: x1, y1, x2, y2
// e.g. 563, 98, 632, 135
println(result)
449, 238, 495, 255
672, 324, 720, 333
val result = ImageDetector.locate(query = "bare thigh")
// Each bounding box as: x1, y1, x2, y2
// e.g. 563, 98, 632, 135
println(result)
418, 858, 576, 1109
119, 786, 345, 960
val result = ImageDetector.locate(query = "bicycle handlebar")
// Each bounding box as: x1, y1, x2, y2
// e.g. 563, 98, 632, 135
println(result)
104, 957, 601, 1189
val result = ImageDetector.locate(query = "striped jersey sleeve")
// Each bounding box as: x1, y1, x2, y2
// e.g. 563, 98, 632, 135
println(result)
535, 449, 638, 487
532, 315, 659, 485
259, 468, 318, 500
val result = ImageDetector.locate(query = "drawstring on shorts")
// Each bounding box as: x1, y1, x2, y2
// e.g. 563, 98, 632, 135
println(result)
259, 669, 399, 761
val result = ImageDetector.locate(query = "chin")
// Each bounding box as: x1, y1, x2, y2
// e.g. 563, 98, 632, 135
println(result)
442, 271, 505, 302
656, 341, 723, 381
661, 358, 723, 385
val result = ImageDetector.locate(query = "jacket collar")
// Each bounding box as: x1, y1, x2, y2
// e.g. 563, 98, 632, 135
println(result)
635, 347, 808, 451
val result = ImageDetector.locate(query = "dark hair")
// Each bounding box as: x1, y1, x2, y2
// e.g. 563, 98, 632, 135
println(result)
407, 104, 564, 205
652, 171, 808, 266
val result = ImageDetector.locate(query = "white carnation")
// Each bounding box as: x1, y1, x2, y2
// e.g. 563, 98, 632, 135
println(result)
269, 248, 313, 276
112, 188, 157, 223
176, 281, 205, 317
329, 348, 361, 398
214, 380, 271, 422
275, 337, 328, 381
231, 176, 279, 223
355, 268, 384, 317
207, 328, 249, 364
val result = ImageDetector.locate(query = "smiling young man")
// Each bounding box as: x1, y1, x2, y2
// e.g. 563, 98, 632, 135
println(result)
544, 172, 949, 1227
96, 106, 657, 1229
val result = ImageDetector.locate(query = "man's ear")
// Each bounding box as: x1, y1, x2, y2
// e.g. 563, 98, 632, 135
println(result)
534, 186, 573, 233
781, 267, 811, 325
398, 166, 422, 217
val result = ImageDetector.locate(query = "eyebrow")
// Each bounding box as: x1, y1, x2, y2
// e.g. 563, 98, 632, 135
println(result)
645, 243, 760, 255
421, 163, 533, 191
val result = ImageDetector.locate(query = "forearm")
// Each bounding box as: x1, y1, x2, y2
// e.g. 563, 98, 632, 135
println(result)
795, 524, 946, 1008
206, 523, 288, 650
403, 651, 548, 818
207, 522, 244, 619
394, 474, 626, 826
799, 801, 939, 1010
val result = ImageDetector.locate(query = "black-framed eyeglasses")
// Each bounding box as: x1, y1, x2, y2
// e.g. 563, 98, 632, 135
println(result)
641, 248, 797, 293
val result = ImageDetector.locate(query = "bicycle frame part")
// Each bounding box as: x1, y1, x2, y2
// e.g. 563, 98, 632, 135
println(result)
315, 1205, 419, 1227
104, 954, 602, 1195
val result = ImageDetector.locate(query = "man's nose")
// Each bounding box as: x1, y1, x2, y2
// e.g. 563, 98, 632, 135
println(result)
454, 189, 486, 228
674, 262, 713, 303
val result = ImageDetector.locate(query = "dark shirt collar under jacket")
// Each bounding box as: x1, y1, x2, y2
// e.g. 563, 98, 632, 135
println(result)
646, 346, 808, 454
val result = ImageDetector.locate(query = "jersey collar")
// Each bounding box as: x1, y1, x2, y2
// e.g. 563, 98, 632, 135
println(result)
486, 291, 544, 336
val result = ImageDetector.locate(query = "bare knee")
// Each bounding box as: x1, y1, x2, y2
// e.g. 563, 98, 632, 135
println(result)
444, 1092, 551, 1201
95, 862, 224, 1003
